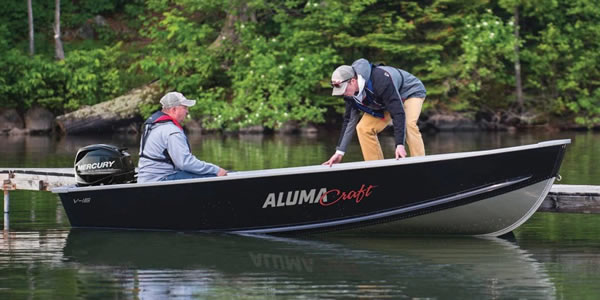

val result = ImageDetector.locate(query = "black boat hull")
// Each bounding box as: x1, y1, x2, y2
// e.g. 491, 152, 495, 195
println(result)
54, 140, 569, 236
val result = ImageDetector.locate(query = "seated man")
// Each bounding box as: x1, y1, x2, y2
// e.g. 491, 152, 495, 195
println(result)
137, 91, 227, 183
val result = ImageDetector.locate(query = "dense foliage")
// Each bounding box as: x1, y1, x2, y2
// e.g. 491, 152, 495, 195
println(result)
1, 0, 600, 129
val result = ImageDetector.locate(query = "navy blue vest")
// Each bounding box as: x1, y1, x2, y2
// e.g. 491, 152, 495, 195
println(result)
352, 78, 385, 118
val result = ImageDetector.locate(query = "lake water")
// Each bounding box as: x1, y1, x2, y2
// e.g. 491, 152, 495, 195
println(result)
1, 130, 600, 299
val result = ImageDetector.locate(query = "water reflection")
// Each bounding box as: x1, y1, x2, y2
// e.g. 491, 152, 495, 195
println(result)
56, 230, 556, 299
2, 131, 600, 298
0, 230, 68, 265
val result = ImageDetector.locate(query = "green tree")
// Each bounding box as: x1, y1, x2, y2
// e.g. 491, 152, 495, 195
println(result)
519, 0, 600, 127
2, 0, 600, 130
458, 9, 517, 112
135, 0, 341, 130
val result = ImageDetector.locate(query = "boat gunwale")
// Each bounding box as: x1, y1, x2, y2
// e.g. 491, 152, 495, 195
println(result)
52, 139, 571, 194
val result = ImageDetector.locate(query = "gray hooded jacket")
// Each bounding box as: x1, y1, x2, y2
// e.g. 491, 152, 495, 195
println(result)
137, 121, 219, 183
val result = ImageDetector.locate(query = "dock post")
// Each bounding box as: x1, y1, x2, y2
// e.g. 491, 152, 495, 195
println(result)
3, 175, 12, 214
3, 188, 8, 214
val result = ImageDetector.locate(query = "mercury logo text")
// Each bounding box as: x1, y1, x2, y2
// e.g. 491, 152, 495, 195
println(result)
77, 160, 116, 171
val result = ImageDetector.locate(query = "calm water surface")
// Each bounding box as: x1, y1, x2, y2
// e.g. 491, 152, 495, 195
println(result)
1, 131, 600, 299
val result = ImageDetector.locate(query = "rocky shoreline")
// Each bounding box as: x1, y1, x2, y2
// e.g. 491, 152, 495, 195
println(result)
2, 105, 572, 137
0, 83, 586, 136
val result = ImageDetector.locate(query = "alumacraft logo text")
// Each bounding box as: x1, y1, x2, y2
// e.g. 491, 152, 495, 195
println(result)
76, 160, 116, 171
262, 184, 377, 208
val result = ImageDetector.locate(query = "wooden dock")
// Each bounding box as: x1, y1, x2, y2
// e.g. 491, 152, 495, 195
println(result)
539, 184, 600, 214
2, 168, 75, 213
1, 168, 599, 214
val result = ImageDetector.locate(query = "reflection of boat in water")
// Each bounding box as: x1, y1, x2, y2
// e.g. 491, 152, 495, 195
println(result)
63, 230, 556, 299
54, 140, 569, 235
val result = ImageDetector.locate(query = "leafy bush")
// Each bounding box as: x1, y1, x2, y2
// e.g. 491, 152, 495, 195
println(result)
62, 45, 124, 110
457, 10, 517, 111
0, 45, 127, 113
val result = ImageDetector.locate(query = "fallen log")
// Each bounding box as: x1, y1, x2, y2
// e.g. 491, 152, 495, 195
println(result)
55, 82, 161, 135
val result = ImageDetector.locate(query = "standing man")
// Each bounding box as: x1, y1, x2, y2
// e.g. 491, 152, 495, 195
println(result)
323, 58, 426, 166
137, 91, 227, 183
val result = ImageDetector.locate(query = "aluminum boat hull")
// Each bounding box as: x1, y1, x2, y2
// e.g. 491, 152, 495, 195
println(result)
53, 140, 570, 236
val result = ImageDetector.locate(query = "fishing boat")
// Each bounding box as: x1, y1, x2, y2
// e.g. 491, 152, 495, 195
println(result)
52, 139, 570, 236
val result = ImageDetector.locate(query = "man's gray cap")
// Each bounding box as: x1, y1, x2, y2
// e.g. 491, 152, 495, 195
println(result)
331, 65, 355, 96
160, 92, 196, 108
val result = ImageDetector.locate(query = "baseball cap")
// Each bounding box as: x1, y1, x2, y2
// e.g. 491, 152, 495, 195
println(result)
331, 65, 355, 96
160, 92, 196, 108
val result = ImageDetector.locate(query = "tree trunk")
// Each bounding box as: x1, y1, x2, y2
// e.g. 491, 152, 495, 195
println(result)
209, 2, 253, 50
54, 0, 64, 60
514, 6, 523, 110
27, 0, 34, 55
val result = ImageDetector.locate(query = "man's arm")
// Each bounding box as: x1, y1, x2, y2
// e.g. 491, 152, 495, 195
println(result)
167, 131, 220, 175
336, 99, 361, 154
323, 100, 360, 166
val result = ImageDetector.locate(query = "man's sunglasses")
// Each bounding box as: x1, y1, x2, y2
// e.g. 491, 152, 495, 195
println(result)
331, 78, 351, 88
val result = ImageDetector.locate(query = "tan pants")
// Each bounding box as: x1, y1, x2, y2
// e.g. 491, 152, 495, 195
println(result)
356, 97, 425, 160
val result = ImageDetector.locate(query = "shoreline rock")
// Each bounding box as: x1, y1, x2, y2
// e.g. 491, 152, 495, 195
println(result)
0, 108, 25, 135
2, 103, 596, 136
24, 107, 55, 134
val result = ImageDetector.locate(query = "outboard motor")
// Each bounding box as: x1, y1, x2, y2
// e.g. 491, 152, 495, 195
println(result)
74, 144, 136, 186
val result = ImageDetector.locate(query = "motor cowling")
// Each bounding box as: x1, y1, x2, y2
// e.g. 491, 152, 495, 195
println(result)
74, 144, 136, 186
